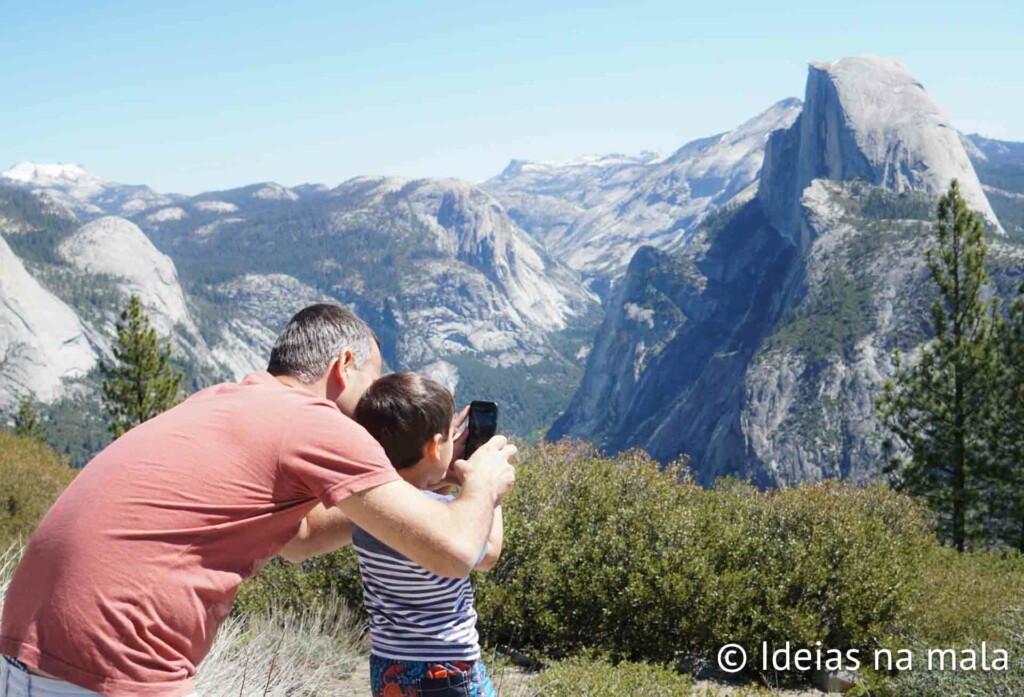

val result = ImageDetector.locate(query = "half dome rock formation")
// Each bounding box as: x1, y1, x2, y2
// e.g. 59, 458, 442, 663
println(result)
0, 235, 97, 405
551, 56, 1013, 485
760, 55, 1001, 236
58, 216, 194, 337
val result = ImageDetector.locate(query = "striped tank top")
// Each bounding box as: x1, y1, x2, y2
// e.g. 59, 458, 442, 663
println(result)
351, 490, 486, 661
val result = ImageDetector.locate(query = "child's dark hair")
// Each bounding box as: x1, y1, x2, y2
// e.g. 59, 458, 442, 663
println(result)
355, 372, 456, 469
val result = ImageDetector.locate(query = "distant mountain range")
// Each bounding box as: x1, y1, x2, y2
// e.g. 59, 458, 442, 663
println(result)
2, 54, 1023, 477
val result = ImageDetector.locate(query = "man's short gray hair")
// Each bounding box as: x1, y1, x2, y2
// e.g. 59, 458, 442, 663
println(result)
267, 304, 379, 384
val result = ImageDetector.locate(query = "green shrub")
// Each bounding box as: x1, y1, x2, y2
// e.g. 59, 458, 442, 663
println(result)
474, 442, 933, 676
532, 655, 693, 697
235, 547, 366, 622
238, 442, 1022, 688
875, 607, 1024, 696
0, 431, 75, 545
909, 546, 1024, 645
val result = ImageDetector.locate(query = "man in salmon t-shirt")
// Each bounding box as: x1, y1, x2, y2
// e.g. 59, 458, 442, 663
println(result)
0, 304, 515, 697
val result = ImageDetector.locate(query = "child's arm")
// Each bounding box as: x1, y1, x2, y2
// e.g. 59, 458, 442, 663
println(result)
475, 505, 503, 572
279, 503, 353, 563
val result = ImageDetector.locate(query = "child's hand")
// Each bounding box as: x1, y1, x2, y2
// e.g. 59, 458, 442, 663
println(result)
450, 405, 471, 461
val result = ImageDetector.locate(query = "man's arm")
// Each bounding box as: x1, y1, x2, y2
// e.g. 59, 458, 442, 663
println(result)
279, 503, 353, 564
475, 505, 503, 572
337, 436, 516, 578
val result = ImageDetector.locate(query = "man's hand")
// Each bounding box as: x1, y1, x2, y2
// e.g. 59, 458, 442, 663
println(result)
449, 435, 517, 502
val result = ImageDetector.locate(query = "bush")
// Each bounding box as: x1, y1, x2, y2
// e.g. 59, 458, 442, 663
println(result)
876, 607, 1024, 696
474, 442, 933, 676
909, 546, 1024, 645
235, 547, 366, 622
0, 431, 75, 545
532, 655, 693, 696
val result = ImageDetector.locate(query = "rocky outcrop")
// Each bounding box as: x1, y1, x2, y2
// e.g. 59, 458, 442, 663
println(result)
0, 235, 97, 406
550, 199, 801, 484
59, 216, 194, 338
760, 56, 1000, 238
209, 273, 336, 379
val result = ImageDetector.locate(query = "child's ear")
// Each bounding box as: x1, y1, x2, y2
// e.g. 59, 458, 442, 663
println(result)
422, 433, 444, 461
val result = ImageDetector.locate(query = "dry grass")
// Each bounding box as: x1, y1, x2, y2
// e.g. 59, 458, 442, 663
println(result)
1, 545, 367, 696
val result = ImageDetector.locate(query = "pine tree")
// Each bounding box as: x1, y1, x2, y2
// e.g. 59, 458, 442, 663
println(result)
877, 180, 1004, 551
101, 294, 184, 438
13, 396, 47, 444
992, 281, 1024, 550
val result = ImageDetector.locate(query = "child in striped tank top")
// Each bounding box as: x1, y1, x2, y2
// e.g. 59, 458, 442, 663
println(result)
354, 372, 503, 697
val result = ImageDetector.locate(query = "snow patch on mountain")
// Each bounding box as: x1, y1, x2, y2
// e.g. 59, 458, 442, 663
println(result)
3, 162, 177, 218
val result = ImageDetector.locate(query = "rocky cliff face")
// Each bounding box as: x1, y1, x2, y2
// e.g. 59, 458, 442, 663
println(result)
552, 56, 1022, 486
0, 234, 97, 406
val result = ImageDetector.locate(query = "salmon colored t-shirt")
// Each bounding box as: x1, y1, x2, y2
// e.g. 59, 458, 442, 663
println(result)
0, 371, 399, 696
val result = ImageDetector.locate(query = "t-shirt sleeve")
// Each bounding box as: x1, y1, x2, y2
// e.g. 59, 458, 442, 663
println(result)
278, 401, 400, 508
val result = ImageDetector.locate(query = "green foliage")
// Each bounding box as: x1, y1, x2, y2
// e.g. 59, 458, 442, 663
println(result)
0, 185, 78, 265
990, 280, 1024, 550
767, 269, 875, 364
844, 181, 936, 221
877, 180, 1006, 551
908, 545, 1024, 645
234, 549, 367, 622
235, 443, 1023, 689
532, 655, 694, 697
876, 607, 1024, 697
473, 443, 932, 678
0, 431, 75, 545
101, 295, 185, 438
12, 397, 46, 445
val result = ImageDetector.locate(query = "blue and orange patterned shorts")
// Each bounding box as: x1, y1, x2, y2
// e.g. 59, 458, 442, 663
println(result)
369, 654, 499, 697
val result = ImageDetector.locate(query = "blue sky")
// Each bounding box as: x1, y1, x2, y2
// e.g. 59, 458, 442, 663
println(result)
1, 1, 1021, 194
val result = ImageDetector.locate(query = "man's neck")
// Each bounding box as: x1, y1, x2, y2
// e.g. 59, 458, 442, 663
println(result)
273, 373, 325, 398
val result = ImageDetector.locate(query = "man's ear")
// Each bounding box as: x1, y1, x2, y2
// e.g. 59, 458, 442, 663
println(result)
423, 433, 444, 461
330, 349, 355, 389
